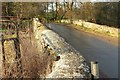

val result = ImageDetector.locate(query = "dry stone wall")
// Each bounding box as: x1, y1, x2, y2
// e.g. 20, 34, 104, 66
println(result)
33, 18, 90, 78
60, 20, 119, 37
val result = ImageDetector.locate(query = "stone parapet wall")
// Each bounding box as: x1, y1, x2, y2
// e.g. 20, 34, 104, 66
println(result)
59, 20, 119, 37
33, 18, 90, 78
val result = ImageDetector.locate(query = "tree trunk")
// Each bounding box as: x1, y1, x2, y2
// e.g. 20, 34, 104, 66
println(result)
55, 2, 58, 20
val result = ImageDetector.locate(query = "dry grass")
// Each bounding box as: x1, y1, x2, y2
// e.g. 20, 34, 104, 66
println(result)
0, 28, 54, 78
1, 39, 22, 78
19, 29, 53, 78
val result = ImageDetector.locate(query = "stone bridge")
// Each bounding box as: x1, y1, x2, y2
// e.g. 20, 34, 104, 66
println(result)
33, 18, 90, 78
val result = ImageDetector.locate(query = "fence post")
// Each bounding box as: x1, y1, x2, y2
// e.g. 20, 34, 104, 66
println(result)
0, 33, 5, 77
14, 38, 23, 78
91, 61, 99, 79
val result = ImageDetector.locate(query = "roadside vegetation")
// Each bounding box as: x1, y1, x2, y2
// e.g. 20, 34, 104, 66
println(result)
1, 20, 53, 78
2, 2, 120, 28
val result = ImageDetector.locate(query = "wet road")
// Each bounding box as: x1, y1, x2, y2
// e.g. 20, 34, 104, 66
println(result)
46, 23, 118, 78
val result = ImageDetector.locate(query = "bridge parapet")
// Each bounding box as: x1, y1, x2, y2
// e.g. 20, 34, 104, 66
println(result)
57, 19, 119, 37
33, 18, 90, 78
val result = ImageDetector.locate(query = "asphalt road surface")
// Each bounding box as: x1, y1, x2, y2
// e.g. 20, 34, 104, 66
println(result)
46, 23, 118, 78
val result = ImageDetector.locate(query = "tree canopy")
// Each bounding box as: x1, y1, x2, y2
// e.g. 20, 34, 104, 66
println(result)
2, 2, 120, 28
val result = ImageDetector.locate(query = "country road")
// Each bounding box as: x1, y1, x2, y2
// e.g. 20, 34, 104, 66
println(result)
46, 23, 118, 78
